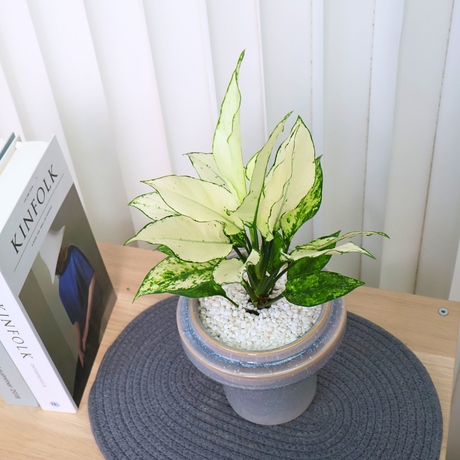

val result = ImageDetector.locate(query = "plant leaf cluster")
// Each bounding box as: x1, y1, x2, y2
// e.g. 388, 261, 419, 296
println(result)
126, 51, 389, 309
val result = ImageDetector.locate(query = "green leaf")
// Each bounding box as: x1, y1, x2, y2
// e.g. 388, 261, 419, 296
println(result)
212, 51, 247, 204
129, 192, 177, 221
155, 245, 176, 257
228, 231, 247, 248
186, 152, 227, 187
213, 249, 260, 284
280, 156, 323, 245
125, 216, 233, 263
284, 271, 365, 307
286, 241, 375, 262
144, 175, 243, 235
134, 257, 225, 300
287, 230, 341, 279
233, 113, 291, 225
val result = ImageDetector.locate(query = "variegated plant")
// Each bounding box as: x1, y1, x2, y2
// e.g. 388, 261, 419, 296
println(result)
126, 51, 388, 310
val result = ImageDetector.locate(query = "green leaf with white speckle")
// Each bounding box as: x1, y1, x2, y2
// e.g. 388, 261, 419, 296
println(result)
284, 271, 364, 307
135, 257, 225, 300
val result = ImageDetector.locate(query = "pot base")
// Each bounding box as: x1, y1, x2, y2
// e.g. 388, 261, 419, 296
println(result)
223, 374, 317, 425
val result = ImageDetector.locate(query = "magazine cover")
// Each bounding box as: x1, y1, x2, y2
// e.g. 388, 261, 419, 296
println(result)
0, 137, 116, 411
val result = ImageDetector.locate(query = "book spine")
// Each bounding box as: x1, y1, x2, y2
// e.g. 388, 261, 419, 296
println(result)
0, 273, 77, 413
0, 340, 38, 406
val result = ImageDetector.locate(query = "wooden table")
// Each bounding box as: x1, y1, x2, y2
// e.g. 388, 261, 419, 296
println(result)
1, 242, 459, 460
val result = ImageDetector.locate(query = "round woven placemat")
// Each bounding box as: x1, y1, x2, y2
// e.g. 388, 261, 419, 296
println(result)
88, 296, 442, 460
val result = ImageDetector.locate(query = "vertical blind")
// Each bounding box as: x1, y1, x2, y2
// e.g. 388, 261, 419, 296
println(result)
0, 0, 459, 302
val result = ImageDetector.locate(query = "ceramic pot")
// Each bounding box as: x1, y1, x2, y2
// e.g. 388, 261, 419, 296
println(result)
176, 295, 347, 425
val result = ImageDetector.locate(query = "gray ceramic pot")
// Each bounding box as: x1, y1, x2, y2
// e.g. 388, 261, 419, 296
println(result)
176, 296, 347, 425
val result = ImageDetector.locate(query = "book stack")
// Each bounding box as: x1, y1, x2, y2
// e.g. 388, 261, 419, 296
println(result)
0, 134, 117, 412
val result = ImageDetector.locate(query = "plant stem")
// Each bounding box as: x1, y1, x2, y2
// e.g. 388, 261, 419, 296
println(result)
244, 232, 252, 253
260, 239, 273, 277
255, 265, 281, 296
246, 265, 259, 290
273, 263, 291, 284
233, 246, 247, 262
249, 226, 259, 253
241, 279, 258, 305
259, 293, 285, 309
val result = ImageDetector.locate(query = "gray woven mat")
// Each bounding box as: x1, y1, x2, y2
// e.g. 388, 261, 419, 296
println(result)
88, 296, 442, 460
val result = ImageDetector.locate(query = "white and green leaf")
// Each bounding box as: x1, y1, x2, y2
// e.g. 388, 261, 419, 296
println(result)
129, 192, 177, 221
144, 175, 243, 235
213, 249, 260, 284
267, 117, 316, 237
244, 112, 292, 182
245, 151, 257, 181
186, 152, 227, 187
233, 113, 291, 225
294, 230, 389, 252
213, 258, 244, 285
134, 257, 225, 300
280, 156, 322, 244
125, 216, 233, 263
285, 241, 375, 262
256, 123, 299, 239
212, 51, 247, 204
286, 230, 340, 278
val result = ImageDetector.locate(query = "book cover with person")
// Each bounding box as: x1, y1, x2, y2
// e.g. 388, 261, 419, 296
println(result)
0, 137, 116, 412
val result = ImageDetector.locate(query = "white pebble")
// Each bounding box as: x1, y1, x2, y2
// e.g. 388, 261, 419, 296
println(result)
197, 274, 321, 351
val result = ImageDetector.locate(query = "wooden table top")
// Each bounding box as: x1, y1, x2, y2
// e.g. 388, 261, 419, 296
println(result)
1, 241, 459, 460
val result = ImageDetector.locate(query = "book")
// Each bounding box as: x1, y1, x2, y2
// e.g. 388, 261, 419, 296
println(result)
0, 133, 39, 408
0, 136, 117, 412
0, 340, 38, 406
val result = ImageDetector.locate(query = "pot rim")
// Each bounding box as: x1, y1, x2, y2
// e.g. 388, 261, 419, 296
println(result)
189, 298, 331, 360
177, 295, 347, 384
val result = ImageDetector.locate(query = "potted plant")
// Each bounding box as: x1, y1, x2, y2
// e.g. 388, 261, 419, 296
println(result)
126, 51, 388, 425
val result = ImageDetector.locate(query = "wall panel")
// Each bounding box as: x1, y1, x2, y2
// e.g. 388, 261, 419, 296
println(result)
322, 0, 375, 279
27, 0, 133, 243
143, 0, 218, 177
380, 0, 455, 293
83, 0, 171, 233
206, 0, 267, 165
